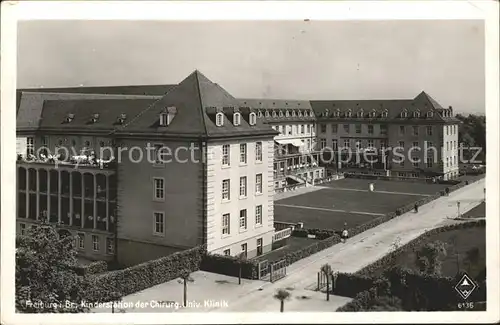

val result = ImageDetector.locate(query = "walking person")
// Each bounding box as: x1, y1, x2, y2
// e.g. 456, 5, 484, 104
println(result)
414, 202, 419, 213
445, 187, 450, 196
341, 228, 349, 243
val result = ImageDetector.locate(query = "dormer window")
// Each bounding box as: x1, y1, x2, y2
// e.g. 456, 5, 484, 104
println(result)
401, 110, 408, 118
346, 110, 352, 118
334, 109, 340, 117
292, 111, 296, 117
427, 111, 434, 118
257, 111, 262, 118
90, 113, 100, 123
272, 111, 277, 118
324, 109, 329, 117
285, 110, 290, 117
370, 110, 376, 118
117, 113, 127, 124
65, 113, 75, 123
357, 110, 364, 118
309, 111, 314, 117
413, 110, 420, 118
279, 111, 284, 118
298, 111, 303, 117
382, 110, 388, 118
249, 112, 257, 126
265, 110, 270, 118
216, 112, 224, 127
159, 113, 168, 126
233, 112, 241, 126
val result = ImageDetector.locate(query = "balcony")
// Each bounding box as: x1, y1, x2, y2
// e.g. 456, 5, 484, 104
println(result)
17, 153, 116, 171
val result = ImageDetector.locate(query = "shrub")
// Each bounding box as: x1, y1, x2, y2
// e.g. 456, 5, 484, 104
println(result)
291, 229, 308, 238
200, 253, 258, 280
283, 234, 342, 266
86, 245, 205, 302
73, 260, 108, 276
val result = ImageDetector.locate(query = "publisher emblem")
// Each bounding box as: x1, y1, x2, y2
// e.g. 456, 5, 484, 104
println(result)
454, 273, 477, 300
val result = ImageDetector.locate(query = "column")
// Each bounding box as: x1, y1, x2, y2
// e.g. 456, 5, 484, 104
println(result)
35, 169, 40, 220
69, 172, 73, 226
105, 175, 109, 231
58, 170, 62, 224
93, 173, 97, 229
81, 173, 85, 228
25, 168, 29, 218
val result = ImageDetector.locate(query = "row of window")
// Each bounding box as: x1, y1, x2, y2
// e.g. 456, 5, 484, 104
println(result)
320, 123, 388, 135
321, 139, 389, 150
395, 155, 458, 168
222, 174, 263, 200
221, 205, 263, 236
273, 124, 315, 136
215, 112, 258, 127
18, 223, 114, 254
257, 109, 314, 119
223, 237, 264, 257
222, 143, 262, 166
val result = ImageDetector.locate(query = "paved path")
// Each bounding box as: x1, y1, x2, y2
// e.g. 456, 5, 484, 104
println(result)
209, 178, 485, 312
274, 203, 385, 216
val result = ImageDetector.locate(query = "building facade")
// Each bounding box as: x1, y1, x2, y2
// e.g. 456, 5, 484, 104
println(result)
16, 71, 460, 266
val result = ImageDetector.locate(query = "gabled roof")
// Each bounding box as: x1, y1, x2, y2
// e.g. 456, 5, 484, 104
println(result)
413, 91, 443, 109
310, 99, 413, 119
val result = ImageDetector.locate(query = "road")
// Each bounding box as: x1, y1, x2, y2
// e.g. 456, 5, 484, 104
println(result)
208, 178, 485, 312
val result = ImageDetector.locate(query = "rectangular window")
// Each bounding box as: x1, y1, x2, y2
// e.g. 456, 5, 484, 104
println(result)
426, 126, 433, 136
332, 140, 338, 151
222, 213, 230, 235
287, 125, 292, 135
343, 124, 350, 133
255, 142, 262, 162
380, 125, 388, 135
306, 125, 310, 134
355, 140, 361, 150
331, 124, 338, 133
399, 126, 405, 135
291, 125, 296, 135
153, 144, 164, 165
239, 176, 247, 197
426, 141, 434, 149
78, 233, 85, 249
256, 238, 263, 256
223, 249, 231, 256
380, 140, 387, 150
92, 235, 100, 252
26, 137, 34, 156
255, 205, 263, 225
153, 212, 165, 235
426, 157, 433, 168
241, 243, 248, 257
153, 178, 165, 201
222, 144, 230, 166
239, 209, 247, 230
20, 223, 26, 235
412, 141, 419, 148
412, 126, 419, 136
355, 124, 362, 134
255, 174, 263, 194
320, 138, 326, 149
399, 141, 405, 149
320, 124, 327, 133
106, 237, 114, 254
367, 139, 374, 148
412, 158, 419, 168
222, 179, 230, 200
446, 157, 449, 167
344, 139, 350, 149
240, 144, 247, 164
368, 125, 374, 134
278, 125, 283, 134
300, 125, 304, 134
446, 126, 449, 135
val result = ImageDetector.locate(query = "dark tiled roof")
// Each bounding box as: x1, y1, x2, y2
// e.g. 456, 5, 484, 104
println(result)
17, 84, 177, 96
40, 99, 158, 131
16, 91, 162, 130
238, 98, 313, 110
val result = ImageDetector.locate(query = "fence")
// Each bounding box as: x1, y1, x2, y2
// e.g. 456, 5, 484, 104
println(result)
258, 259, 287, 282
274, 221, 297, 231
273, 227, 293, 242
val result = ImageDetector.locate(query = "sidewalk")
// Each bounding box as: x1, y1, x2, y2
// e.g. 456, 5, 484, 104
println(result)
211, 178, 485, 312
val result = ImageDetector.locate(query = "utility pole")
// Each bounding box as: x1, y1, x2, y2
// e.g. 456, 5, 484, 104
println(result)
457, 201, 461, 218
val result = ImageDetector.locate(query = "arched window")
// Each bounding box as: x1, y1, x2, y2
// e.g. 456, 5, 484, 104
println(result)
427, 111, 434, 118
382, 110, 388, 118
272, 111, 277, 118
233, 112, 241, 126
216, 112, 224, 127
285, 110, 290, 117
265, 110, 270, 118
414, 110, 420, 118
346, 110, 352, 118
291, 110, 296, 117
401, 110, 408, 118
279, 111, 284, 117
249, 112, 257, 126
357, 110, 364, 118
257, 111, 262, 118
370, 110, 376, 118
298, 110, 303, 117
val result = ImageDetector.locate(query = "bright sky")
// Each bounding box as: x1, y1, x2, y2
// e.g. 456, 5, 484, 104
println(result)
17, 20, 484, 113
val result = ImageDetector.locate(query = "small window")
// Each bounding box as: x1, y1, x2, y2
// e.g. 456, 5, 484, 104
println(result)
357, 110, 364, 118
279, 111, 284, 117
255, 142, 262, 162
249, 112, 257, 126
427, 111, 434, 118
77, 233, 85, 249
19, 223, 26, 236
239, 176, 247, 197
222, 144, 230, 166
106, 237, 114, 255
285, 110, 290, 117
292, 111, 296, 117
239, 209, 247, 230
240, 143, 247, 164
216, 112, 224, 127
257, 111, 262, 118
222, 179, 230, 200
255, 205, 263, 225
153, 177, 165, 201
401, 111, 408, 118
92, 235, 100, 252
346, 110, 352, 118
298, 111, 303, 117
272, 111, 277, 118
159, 113, 168, 126
222, 214, 230, 235
153, 212, 165, 236
265, 110, 270, 117
414, 111, 420, 118
223, 249, 231, 256
370, 110, 376, 118
382, 110, 388, 118
233, 112, 241, 126
255, 174, 263, 194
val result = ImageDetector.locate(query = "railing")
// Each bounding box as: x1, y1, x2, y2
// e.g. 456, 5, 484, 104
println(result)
272, 227, 293, 242
17, 154, 116, 169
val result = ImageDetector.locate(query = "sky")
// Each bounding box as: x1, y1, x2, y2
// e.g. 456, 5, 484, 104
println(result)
17, 20, 485, 113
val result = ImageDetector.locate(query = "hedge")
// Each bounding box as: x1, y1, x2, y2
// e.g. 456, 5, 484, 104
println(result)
87, 245, 205, 301
292, 228, 336, 240
200, 253, 259, 280
333, 219, 486, 298
283, 234, 342, 266
74, 260, 108, 276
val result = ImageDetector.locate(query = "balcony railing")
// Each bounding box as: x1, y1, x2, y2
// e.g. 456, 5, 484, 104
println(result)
17, 154, 116, 169
272, 227, 293, 242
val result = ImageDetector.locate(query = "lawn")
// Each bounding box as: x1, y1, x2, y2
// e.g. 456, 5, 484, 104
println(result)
374, 225, 486, 278
321, 178, 449, 195
461, 202, 485, 219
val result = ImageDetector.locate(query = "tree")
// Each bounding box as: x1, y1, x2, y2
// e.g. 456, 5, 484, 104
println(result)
178, 269, 194, 307
236, 252, 246, 285
414, 241, 447, 276
16, 225, 98, 313
273, 289, 291, 312
320, 264, 333, 301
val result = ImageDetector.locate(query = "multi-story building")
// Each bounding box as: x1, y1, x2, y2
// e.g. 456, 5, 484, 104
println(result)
15, 71, 460, 265
16, 71, 277, 265
237, 99, 325, 189
311, 91, 460, 180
